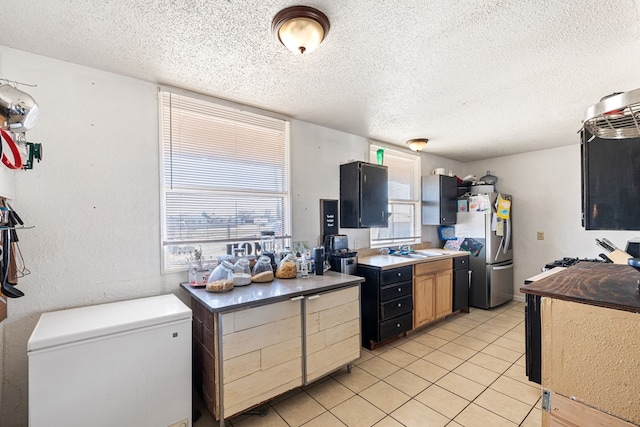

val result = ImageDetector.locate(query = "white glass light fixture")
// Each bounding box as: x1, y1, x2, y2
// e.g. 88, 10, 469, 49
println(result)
272, 6, 330, 54
406, 138, 428, 152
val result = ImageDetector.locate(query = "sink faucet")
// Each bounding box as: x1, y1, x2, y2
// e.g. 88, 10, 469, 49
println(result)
399, 243, 413, 253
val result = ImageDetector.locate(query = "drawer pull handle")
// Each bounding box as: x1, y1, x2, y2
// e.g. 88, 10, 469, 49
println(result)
397, 287, 402, 292
396, 323, 401, 328
307, 294, 321, 300
290, 296, 304, 301
397, 273, 401, 276
397, 303, 402, 307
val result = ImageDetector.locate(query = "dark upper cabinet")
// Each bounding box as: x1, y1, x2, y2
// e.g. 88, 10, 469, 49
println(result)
422, 175, 457, 225
582, 129, 640, 230
340, 161, 388, 228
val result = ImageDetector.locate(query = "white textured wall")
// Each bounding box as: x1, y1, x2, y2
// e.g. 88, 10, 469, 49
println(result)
466, 145, 640, 301
0, 49, 16, 199
290, 123, 467, 251
0, 47, 184, 426
0, 169, 15, 199
290, 120, 370, 249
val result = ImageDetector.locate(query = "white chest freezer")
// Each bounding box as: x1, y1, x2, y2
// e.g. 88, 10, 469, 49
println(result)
28, 294, 192, 427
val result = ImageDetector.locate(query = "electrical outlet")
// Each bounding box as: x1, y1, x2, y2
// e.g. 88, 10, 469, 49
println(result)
537, 231, 544, 240
167, 419, 188, 427
354, 240, 360, 249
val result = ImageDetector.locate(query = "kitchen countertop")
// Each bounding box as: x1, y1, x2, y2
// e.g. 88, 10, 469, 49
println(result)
357, 248, 470, 270
520, 262, 640, 313
180, 271, 364, 314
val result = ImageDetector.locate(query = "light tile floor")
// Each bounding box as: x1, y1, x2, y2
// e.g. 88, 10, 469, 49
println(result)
194, 300, 542, 427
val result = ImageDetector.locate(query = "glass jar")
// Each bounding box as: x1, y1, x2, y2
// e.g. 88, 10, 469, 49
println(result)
275, 253, 297, 279
233, 258, 252, 286
188, 259, 211, 287
252, 256, 274, 283
206, 260, 234, 292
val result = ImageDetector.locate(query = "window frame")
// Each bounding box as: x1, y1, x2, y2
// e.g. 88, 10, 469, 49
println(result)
158, 88, 292, 273
368, 142, 422, 248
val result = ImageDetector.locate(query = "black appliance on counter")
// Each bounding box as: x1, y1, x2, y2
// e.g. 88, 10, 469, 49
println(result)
524, 257, 605, 384
324, 234, 358, 275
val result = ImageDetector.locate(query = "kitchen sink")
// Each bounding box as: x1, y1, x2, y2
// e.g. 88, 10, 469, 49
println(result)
391, 251, 441, 258
412, 250, 445, 257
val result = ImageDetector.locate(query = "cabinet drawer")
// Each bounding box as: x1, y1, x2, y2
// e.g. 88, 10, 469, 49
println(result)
415, 259, 452, 276
453, 256, 469, 270
381, 266, 413, 285
380, 281, 412, 302
379, 312, 413, 342
380, 295, 412, 320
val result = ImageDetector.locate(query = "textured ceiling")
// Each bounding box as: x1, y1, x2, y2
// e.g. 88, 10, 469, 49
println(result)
1, 0, 640, 161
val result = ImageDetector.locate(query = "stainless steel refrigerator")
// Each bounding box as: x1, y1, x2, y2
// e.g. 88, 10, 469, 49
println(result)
455, 193, 513, 309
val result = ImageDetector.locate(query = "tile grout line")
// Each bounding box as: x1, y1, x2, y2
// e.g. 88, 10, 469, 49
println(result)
353, 303, 534, 426
226, 302, 534, 427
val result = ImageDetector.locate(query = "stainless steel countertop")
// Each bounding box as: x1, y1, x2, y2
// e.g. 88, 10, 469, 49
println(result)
180, 271, 364, 313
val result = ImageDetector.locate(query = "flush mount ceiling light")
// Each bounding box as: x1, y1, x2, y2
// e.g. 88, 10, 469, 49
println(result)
272, 6, 330, 54
406, 138, 428, 152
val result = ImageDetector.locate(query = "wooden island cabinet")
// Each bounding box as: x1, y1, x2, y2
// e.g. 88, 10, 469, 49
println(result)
183, 273, 363, 425
521, 262, 640, 427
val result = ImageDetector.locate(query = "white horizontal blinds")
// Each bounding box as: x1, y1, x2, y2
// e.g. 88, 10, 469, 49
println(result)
368, 145, 418, 202
160, 91, 290, 268
162, 92, 288, 192
369, 144, 421, 245
384, 151, 416, 201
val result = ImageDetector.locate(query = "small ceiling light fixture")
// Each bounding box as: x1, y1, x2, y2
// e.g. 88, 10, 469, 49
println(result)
272, 6, 330, 54
406, 138, 428, 152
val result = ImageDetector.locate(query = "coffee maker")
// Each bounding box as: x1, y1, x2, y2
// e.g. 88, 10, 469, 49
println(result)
324, 234, 358, 275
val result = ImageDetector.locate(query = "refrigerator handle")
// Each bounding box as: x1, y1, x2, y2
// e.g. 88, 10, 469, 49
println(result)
492, 264, 514, 271
504, 217, 511, 254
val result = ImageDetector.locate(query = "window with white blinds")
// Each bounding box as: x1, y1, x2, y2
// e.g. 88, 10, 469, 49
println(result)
369, 144, 421, 247
159, 90, 291, 272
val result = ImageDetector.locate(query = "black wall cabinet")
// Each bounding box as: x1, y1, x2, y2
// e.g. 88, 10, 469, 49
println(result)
422, 175, 457, 225
340, 161, 388, 228
582, 129, 640, 230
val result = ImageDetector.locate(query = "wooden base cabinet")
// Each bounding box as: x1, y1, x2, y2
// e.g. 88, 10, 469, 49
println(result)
191, 284, 361, 423
435, 269, 453, 319
413, 259, 453, 328
413, 274, 435, 328
220, 300, 303, 418
305, 286, 361, 383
